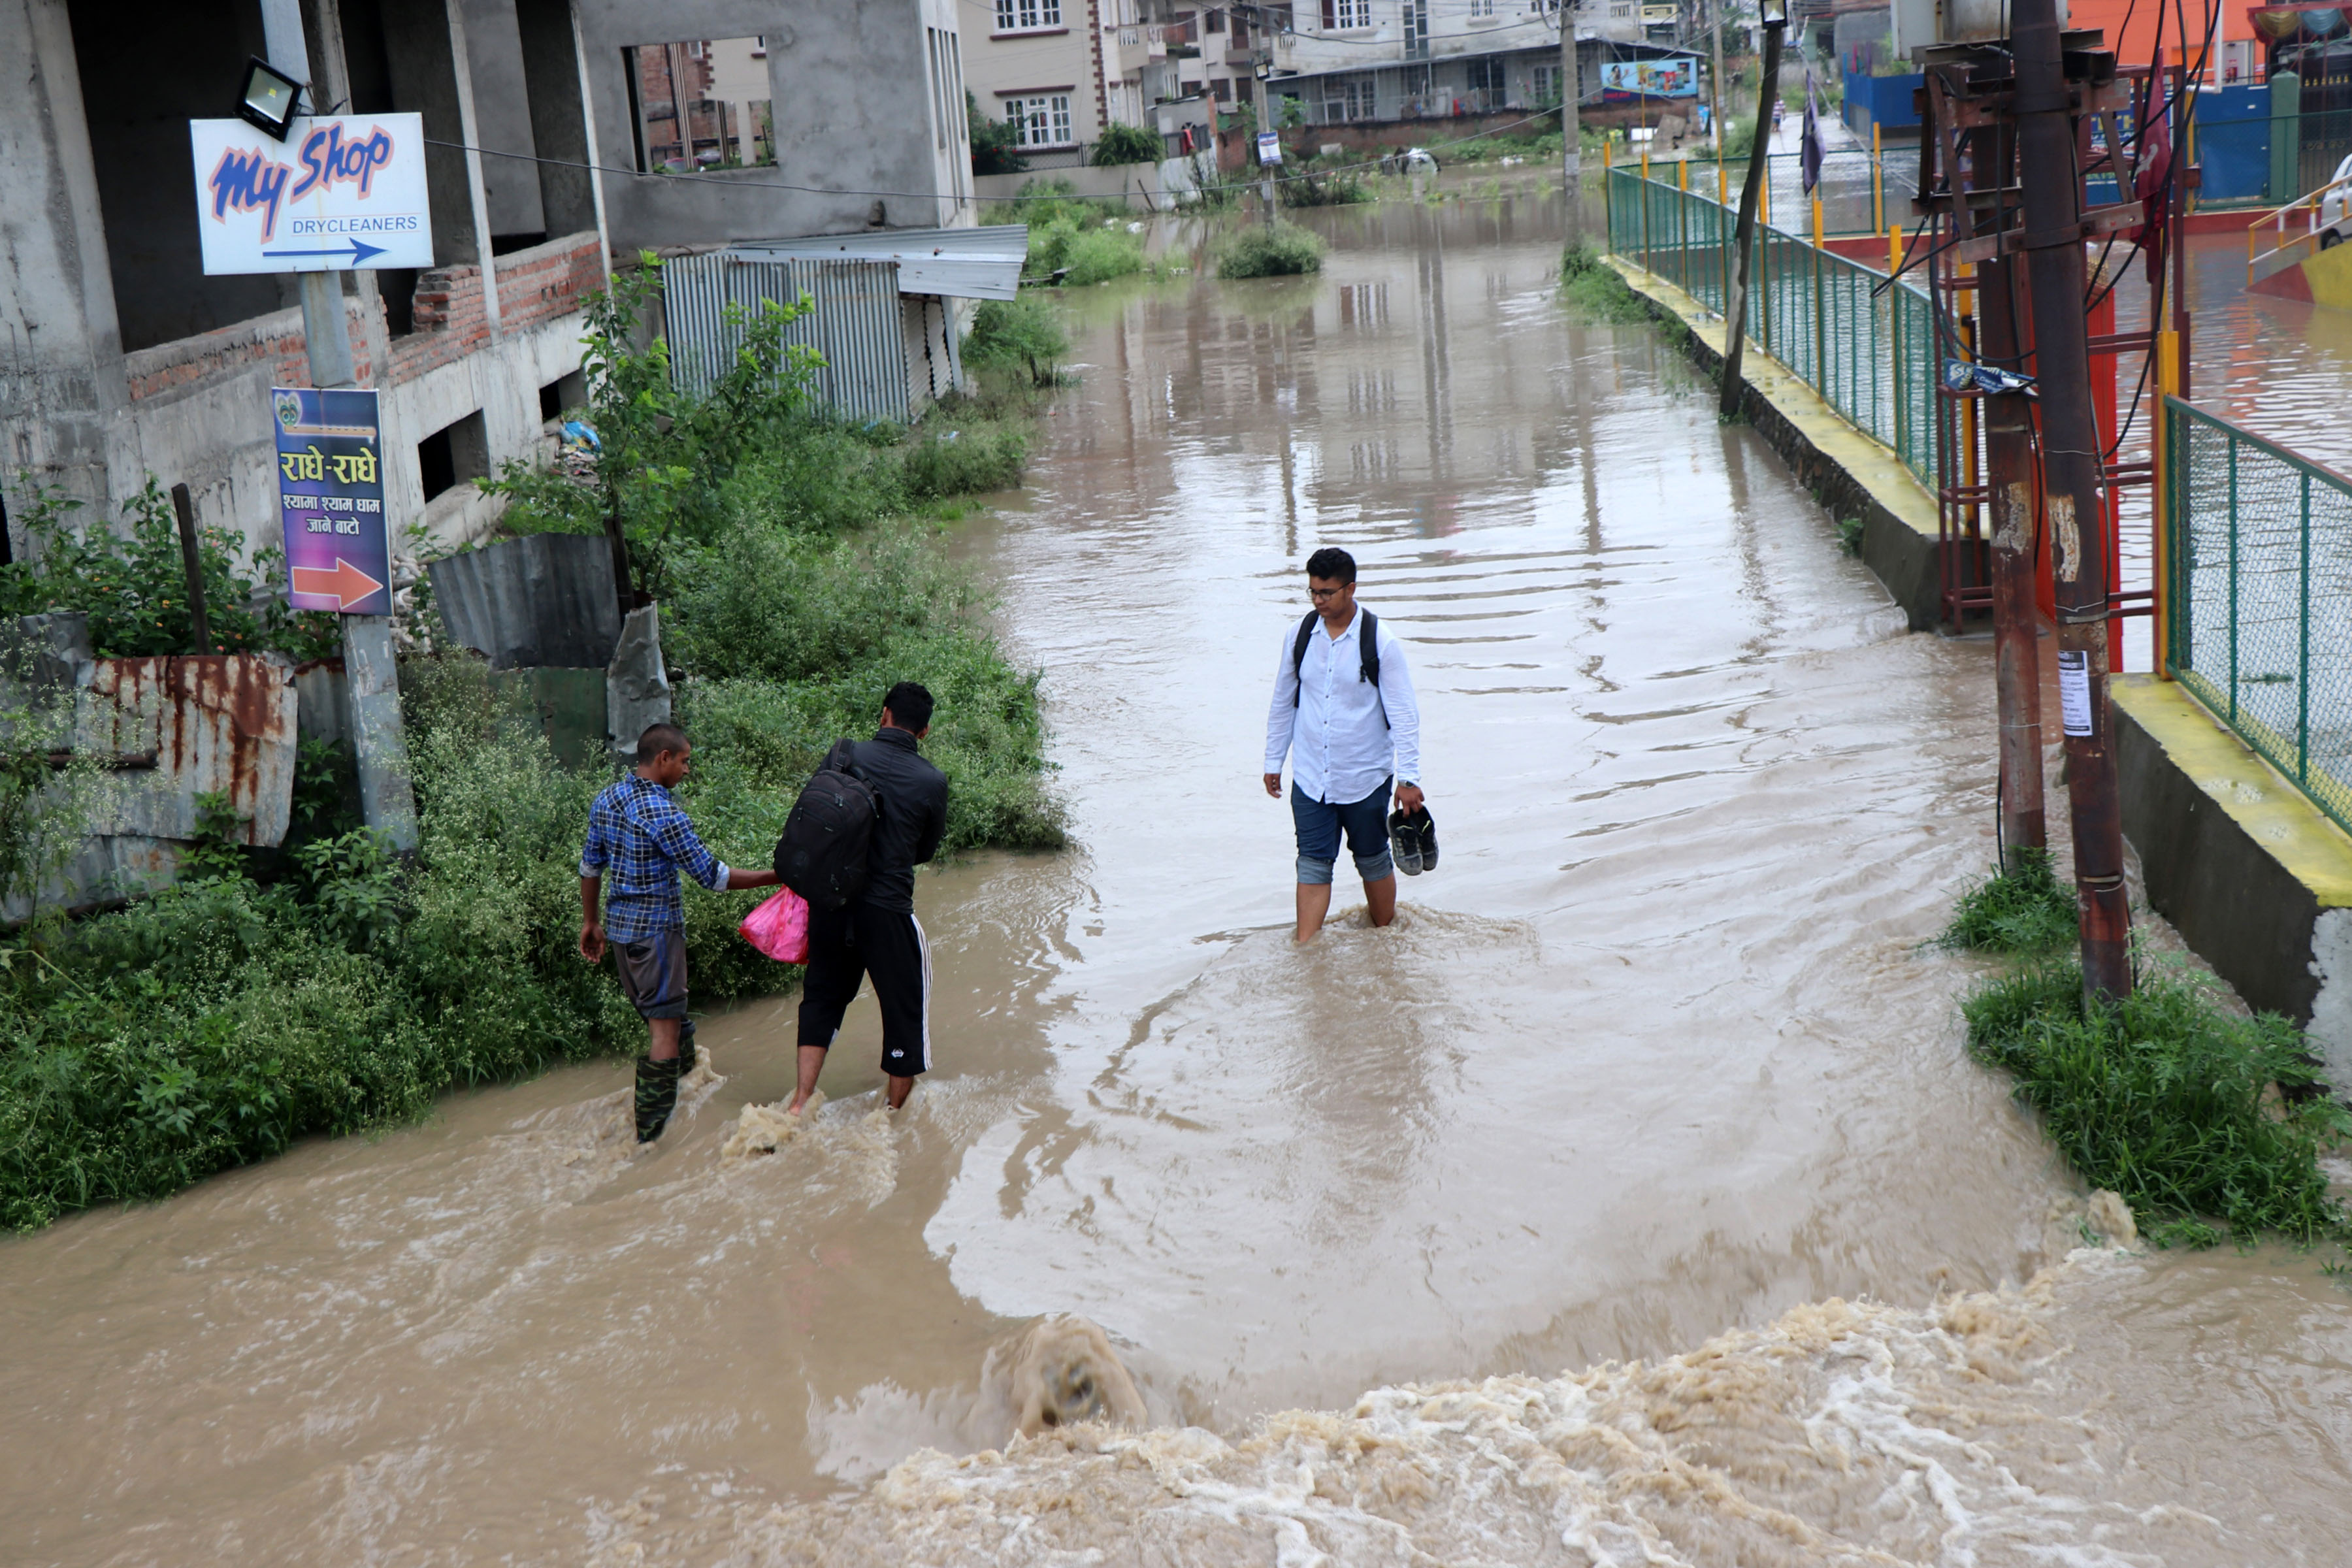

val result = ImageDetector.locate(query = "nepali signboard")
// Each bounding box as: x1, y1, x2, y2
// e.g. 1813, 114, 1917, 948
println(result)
190, 114, 433, 275
1256, 131, 1283, 165
274, 387, 392, 615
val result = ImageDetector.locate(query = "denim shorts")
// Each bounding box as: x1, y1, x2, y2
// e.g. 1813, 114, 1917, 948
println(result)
1291, 777, 1394, 885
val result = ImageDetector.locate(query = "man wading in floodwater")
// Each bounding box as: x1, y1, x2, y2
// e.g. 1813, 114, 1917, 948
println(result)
1264, 547, 1426, 942
580, 723, 781, 1143
790, 681, 950, 1114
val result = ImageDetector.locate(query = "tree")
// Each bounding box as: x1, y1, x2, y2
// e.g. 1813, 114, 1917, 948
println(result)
970, 90, 1028, 176
1092, 122, 1164, 166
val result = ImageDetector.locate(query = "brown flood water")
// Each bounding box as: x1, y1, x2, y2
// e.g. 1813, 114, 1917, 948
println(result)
9, 188, 2352, 1566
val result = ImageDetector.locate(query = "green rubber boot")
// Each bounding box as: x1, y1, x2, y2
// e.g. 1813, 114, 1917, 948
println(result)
676, 1017, 698, 1078
634, 1054, 681, 1143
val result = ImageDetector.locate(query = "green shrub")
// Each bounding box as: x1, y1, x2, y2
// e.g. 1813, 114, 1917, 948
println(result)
1093, 122, 1164, 165
1560, 242, 1649, 324
1942, 848, 2078, 955
1059, 226, 1147, 286
1216, 222, 1327, 278
1963, 960, 2350, 1245
1282, 171, 1369, 207
969, 90, 1028, 176
904, 423, 1029, 498
964, 295, 1070, 386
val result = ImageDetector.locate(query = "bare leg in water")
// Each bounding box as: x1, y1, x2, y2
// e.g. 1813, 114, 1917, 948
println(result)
789, 1046, 917, 1112
1294, 874, 1399, 942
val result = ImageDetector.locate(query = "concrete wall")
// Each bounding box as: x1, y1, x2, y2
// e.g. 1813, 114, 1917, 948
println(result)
972, 161, 1171, 206
2114, 676, 2352, 1088
576, 0, 972, 250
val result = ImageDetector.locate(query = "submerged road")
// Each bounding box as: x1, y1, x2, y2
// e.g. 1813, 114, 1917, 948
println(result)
6, 184, 2352, 1565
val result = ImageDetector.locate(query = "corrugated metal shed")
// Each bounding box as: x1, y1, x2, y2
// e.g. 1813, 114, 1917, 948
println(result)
428, 533, 623, 671
80, 654, 298, 847
729, 225, 1030, 301
663, 253, 913, 419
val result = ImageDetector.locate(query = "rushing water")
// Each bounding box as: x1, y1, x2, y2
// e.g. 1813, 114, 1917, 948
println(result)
8, 186, 2352, 1567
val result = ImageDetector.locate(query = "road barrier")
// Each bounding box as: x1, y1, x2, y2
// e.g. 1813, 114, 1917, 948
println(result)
1605, 164, 1938, 489
2164, 398, 2352, 836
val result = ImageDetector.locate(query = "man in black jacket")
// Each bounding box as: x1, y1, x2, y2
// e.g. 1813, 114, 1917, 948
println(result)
789, 681, 951, 1113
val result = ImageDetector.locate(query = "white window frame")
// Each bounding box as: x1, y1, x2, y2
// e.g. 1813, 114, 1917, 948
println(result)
1005, 93, 1075, 148
1332, 0, 1371, 28
995, 0, 1064, 33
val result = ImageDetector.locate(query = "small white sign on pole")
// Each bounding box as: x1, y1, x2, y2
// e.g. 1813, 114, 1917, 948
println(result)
1256, 131, 1283, 166
189, 114, 434, 276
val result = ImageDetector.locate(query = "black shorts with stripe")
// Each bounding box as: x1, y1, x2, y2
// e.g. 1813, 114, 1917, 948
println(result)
796, 902, 933, 1076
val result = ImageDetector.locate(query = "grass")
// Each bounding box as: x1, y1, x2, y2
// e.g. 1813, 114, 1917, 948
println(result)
1216, 222, 1326, 279
1942, 848, 2079, 955
1962, 960, 2349, 1247
1560, 242, 1650, 325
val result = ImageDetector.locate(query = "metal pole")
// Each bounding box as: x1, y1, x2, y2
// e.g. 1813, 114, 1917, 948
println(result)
258, 0, 418, 853
168, 483, 213, 655
1720, 20, 1784, 419
1980, 251, 2048, 859
1710, 0, 1728, 159
2013, 0, 2127, 1000
1561, 2, 1580, 187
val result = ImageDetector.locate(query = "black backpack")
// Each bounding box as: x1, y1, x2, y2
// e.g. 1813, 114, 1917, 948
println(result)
1291, 609, 1386, 728
774, 738, 879, 911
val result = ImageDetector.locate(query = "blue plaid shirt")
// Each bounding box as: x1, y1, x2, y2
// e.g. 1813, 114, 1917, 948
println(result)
580, 774, 730, 942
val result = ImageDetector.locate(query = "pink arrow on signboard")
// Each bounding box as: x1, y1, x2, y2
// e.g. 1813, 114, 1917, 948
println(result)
291, 557, 385, 610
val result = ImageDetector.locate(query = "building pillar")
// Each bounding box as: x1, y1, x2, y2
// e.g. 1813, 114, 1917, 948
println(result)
380, 0, 498, 335
0, 0, 127, 536
513, 0, 598, 238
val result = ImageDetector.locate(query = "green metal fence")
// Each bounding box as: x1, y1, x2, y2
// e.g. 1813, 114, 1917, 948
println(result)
1605, 165, 1940, 489
2165, 396, 2352, 835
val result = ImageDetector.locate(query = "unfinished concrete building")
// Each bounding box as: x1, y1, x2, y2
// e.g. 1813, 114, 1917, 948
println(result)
1, 0, 972, 572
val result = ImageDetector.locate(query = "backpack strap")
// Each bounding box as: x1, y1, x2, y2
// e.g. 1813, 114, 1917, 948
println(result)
1289, 611, 1318, 707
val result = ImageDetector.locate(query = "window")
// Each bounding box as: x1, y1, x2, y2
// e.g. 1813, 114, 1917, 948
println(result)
1531, 61, 1561, 103
996, 0, 1063, 31
623, 38, 776, 173
1004, 93, 1075, 147
1469, 0, 1496, 15
1319, 0, 1371, 27
1322, 71, 1376, 120
1467, 56, 1506, 93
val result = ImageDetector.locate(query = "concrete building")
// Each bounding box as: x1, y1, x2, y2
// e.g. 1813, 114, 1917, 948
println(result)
1, 0, 971, 576
962, 0, 1113, 167
1273, 0, 1580, 125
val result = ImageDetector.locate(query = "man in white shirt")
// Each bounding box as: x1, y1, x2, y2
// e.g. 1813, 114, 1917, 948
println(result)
1262, 547, 1425, 942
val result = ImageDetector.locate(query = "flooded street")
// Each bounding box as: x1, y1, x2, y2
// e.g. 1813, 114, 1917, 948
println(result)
9, 189, 2352, 1565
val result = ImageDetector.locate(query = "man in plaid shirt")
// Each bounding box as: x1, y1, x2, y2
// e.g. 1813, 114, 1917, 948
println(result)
580, 722, 778, 1143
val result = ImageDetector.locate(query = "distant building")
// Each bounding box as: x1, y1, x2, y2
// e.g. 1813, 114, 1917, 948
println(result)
0, 0, 970, 568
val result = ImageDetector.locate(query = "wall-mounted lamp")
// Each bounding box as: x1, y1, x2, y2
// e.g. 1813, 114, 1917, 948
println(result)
236, 56, 306, 140
1757, 0, 1789, 27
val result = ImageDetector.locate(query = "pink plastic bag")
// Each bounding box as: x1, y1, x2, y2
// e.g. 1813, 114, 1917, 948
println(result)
738, 887, 810, 963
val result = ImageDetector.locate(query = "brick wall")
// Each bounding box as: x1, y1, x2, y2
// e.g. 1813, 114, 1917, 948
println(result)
123, 305, 374, 400
494, 232, 604, 336
388, 265, 493, 383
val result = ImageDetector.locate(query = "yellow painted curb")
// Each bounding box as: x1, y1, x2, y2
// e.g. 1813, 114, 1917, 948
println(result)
1603, 255, 1940, 544
2112, 674, 2352, 907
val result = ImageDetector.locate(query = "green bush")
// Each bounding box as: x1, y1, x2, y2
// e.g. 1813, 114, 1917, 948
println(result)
1560, 242, 1649, 324
1942, 848, 2078, 955
964, 295, 1070, 386
969, 90, 1028, 176
1281, 171, 1370, 207
1059, 226, 1147, 286
1216, 222, 1327, 278
1093, 122, 1164, 165
904, 423, 1030, 498
1963, 960, 2350, 1245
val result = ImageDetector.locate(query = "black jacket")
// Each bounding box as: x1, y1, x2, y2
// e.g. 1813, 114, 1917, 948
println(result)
850, 727, 948, 911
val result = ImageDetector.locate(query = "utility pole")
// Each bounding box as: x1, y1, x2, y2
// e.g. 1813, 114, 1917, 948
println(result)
1710, 0, 1728, 157
1719, 2, 1785, 417
1977, 246, 2049, 864
2010, 0, 2129, 999
1561, 0, 1580, 185
257, 0, 419, 853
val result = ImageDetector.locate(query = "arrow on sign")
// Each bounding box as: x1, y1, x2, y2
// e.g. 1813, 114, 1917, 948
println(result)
291, 557, 385, 610
261, 238, 387, 266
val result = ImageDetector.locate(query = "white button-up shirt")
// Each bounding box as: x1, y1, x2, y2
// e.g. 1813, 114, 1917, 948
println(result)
1264, 606, 1422, 805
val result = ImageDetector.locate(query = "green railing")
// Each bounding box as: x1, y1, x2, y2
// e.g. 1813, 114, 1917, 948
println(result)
1605, 165, 1940, 489
2164, 397, 2352, 836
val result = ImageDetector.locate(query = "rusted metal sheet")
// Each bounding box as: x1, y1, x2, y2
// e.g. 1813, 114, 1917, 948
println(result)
428, 533, 623, 671
81, 655, 297, 846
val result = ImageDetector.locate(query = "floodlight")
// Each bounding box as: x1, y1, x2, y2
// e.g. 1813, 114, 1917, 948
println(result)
1758, 0, 1788, 25
236, 56, 305, 140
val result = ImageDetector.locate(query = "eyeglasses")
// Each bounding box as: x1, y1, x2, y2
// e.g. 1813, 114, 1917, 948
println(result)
1309, 586, 1347, 600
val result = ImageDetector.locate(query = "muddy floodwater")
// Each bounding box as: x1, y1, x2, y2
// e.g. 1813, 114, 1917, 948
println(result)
10, 189, 2352, 1565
